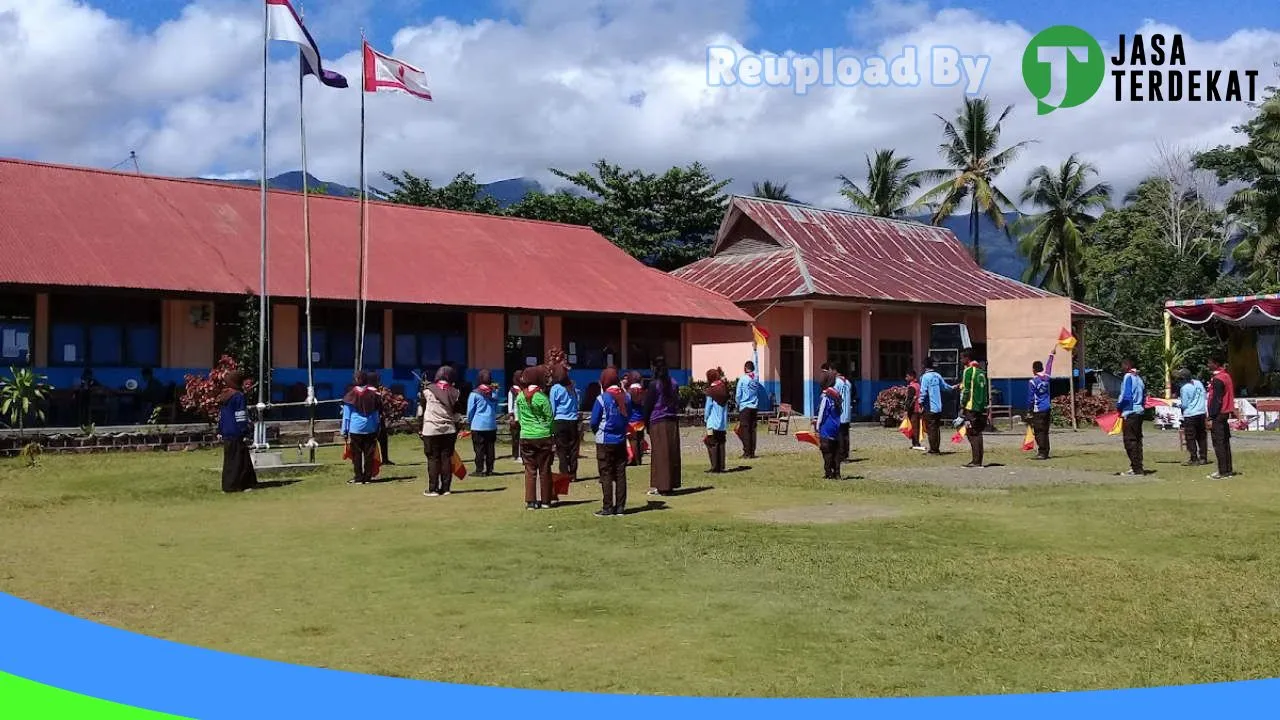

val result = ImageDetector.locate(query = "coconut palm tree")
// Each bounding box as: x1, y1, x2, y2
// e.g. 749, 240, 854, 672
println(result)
1016, 154, 1112, 300
837, 149, 927, 218
920, 96, 1036, 262
752, 180, 795, 202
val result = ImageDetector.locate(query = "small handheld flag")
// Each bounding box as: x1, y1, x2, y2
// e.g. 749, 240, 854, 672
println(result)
553, 473, 572, 497
794, 430, 819, 446
898, 416, 913, 439
459, 430, 472, 440
1022, 425, 1036, 451
951, 426, 967, 444
733, 422, 743, 441
1057, 328, 1077, 352
751, 325, 770, 347
450, 451, 467, 480
1095, 412, 1123, 436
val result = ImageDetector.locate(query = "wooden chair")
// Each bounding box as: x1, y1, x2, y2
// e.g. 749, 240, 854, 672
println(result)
988, 405, 1014, 431
768, 403, 793, 435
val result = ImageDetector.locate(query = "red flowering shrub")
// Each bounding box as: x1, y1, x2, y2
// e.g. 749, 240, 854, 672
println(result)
181, 355, 254, 423
379, 387, 410, 428
1050, 391, 1114, 427
875, 385, 910, 423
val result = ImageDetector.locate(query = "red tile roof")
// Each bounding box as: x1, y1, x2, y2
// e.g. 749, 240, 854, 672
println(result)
671, 196, 1107, 318
0, 159, 749, 324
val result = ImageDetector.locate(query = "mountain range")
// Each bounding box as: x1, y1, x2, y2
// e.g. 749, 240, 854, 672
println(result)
195, 172, 1030, 280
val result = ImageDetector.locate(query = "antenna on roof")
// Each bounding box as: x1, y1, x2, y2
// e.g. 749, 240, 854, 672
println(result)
109, 151, 141, 174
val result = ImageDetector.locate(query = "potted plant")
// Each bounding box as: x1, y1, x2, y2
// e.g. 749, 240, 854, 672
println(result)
0, 367, 52, 439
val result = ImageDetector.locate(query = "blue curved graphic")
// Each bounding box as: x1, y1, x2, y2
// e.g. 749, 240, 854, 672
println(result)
0, 590, 1276, 719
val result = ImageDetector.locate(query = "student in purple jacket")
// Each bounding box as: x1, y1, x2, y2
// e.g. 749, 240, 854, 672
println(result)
643, 356, 682, 497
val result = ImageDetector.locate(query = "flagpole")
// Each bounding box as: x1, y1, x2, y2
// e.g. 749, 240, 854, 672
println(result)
355, 29, 369, 376
255, 0, 270, 450
299, 7, 317, 461
1068, 349, 1078, 431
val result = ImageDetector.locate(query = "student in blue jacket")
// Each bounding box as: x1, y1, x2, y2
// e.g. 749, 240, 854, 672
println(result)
917, 358, 946, 454
815, 371, 843, 479
703, 368, 730, 473
467, 369, 500, 476
341, 371, 384, 485
1027, 349, 1056, 460
549, 365, 581, 480
590, 367, 632, 517
1175, 368, 1208, 466
217, 370, 258, 493
1116, 358, 1147, 476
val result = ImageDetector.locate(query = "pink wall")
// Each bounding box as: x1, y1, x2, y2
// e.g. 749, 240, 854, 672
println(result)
470, 312, 505, 368
544, 315, 562, 355
162, 299, 215, 368
272, 303, 299, 369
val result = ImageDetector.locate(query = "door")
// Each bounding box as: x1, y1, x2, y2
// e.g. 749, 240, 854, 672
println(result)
779, 335, 804, 410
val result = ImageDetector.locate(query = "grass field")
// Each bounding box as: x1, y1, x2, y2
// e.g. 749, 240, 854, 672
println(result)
2, 425, 1280, 698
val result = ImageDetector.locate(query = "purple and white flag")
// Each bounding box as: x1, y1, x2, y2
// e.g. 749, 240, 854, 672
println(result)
266, 0, 347, 89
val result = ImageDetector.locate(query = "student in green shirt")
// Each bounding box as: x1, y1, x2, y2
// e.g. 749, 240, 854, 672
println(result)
953, 350, 990, 468
515, 364, 556, 509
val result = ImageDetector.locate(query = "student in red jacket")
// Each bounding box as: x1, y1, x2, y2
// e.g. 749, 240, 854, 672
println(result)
1206, 357, 1236, 479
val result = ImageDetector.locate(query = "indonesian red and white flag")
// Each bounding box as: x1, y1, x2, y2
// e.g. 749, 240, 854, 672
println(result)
362, 42, 432, 100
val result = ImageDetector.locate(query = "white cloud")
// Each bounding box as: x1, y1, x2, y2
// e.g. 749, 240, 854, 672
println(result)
0, 0, 1276, 212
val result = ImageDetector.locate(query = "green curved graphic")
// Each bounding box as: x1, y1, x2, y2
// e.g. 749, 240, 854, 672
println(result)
0, 671, 190, 719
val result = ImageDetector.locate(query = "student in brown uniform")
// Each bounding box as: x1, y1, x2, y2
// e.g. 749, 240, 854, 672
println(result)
625, 371, 646, 466
418, 367, 461, 497
516, 364, 556, 509
703, 368, 730, 473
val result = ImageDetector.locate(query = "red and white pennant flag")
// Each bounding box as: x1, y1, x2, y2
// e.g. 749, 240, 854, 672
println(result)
362, 42, 432, 100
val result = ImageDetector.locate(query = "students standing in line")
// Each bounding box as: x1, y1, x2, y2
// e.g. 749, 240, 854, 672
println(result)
904, 369, 923, 450
1116, 358, 1148, 477
218, 370, 258, 493
342, 371, 384, 486
955, 351, 990, 468
418, 367, 461, 497
917, 359, 945, 455
703, 368, 729, 473
507, 369, 524, 460
467, 369, 500, 477
625, 371, 647, 466
1176, 368, 1208, 467
1027, 349, 1056, 460
1206, 357, 1236, 480
735, 361, 762, 459
590, 367, 631, 517
516, 365, 556, 509
549, 365, 581, 482
644, 356, 682, 496
815, 370, 843, 480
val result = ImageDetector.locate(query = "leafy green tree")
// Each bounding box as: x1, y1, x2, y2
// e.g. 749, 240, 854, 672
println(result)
0, 367, 52, 437
1195, 83, 1280, 290
920, 97, 1035, 261
505, 190, 601, 227
378, 171, 503, 215
1016, 154, 1112, 300
751, 180, 795, 202
549, 160, 730, 270
223, 295, 264, 399
837, 149, 927, 218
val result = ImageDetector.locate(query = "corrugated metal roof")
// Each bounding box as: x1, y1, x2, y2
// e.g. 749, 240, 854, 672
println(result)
0, 159, 750, 324
675, 196, 1108, 318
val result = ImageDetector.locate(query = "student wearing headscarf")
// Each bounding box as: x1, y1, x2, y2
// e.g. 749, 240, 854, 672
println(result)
342, 371, 384, 485
418, 366, 461, 496
816, 370, 843, 479
508, 370, 524, 460
217, 370, 258, 493
516, 364, 556, 509
625, 371, 646, 466
590, 367, 631, 517
643, 356, 682, 496
703, 367, 729, 473
549, 364, 581, 481
904, 369, 923, 450
467, 369, 500, 477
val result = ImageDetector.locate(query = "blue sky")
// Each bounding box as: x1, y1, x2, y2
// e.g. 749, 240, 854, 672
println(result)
86, 0, 1280, 59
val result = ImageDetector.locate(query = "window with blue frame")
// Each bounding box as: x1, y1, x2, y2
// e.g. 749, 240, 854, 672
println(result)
299, 304, 384, 370
392, 310, 466, 375
0, 293, 35, 367
48, 294, 161, 368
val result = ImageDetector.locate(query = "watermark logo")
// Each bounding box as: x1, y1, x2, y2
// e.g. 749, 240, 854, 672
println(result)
706, 46, 991, 95
1021, 25, 1105, 115
1023, 27, 1260, 114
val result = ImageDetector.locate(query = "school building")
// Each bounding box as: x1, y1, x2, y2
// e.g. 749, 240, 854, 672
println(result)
674, 196, 1108, 417
0, 159, 749, 426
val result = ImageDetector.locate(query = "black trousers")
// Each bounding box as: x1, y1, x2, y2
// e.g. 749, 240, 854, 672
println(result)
627, 427, 645, 466
1183, 415, 1207, 463
739, 408, 758, 457
839, 422, 851, 460
553, 419, 580, 477
1122, 414, 1144, 473
221, 439, 258, 492
705, 429, 727, 472
377, 422, 392, 464
472, 429, 497, 475
596, 443, 628, 513
423, 433, 457, 493
348, 432, 378, 483
1210, 418, 1233, 475
819, 437, 841, 478
1031, 411, 1051, 458
923, 412, 942, 453
908, 412, 922, 447
510, 422, 521, 459
964, 411, 987, 466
